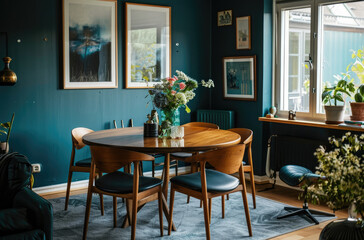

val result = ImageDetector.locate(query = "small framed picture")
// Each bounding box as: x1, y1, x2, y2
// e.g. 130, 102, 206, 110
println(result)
223, 56, 256, 101
62, 0, 118, 89
217, 10, 232, 26
236, 16, 251, 50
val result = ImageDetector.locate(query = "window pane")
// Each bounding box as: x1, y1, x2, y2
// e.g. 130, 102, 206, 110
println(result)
280, 8, 311, 112
317, 2, 364, 114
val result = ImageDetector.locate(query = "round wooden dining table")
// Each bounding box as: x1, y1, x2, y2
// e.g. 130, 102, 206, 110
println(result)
82, 126, 241, 229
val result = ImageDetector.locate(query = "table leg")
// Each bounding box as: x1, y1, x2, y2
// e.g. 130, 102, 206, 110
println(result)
163, 153, 177, 231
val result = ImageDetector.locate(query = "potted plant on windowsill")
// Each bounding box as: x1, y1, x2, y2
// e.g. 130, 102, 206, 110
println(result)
0, 113, 15, 154
348, 48, 364, 121
322, 80, 355, 124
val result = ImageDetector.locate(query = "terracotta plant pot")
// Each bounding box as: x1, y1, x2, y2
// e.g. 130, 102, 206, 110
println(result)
324, 105, 345, 124
350, 102, 364, 121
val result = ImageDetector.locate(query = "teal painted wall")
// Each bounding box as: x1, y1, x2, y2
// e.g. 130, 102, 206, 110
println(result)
0, 0, 212, 187
211, 0, 273, 175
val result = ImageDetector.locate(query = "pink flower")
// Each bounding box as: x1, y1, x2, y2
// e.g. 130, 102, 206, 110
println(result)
167, 77, 176, 84
179, 82, 186, 90
173, 76, 178, 81
171, 90, 176, 95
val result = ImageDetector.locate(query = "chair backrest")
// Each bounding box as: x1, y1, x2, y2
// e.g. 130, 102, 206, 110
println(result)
182, 122, 219, 129
90, 145, 154, 173
72, 127, 94, 150
188, 144, 246, 175
228, 128, 253, 145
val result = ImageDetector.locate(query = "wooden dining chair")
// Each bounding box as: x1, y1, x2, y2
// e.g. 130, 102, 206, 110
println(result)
168, 144, 252, 240
226, 128, 256, 210
170, 122, 219, 203
65, 127, 104, 214
82, 145, 163, 240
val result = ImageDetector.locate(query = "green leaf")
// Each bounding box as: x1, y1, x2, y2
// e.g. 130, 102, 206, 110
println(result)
185, 105, 191, 113
360, 85, 364, 96
0, 130, 7, 135
322, 90, 333, 101
334, 95, 344, 102
355, 93, 363, 102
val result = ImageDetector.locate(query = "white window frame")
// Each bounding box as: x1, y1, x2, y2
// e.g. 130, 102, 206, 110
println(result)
273, 0, 360, 120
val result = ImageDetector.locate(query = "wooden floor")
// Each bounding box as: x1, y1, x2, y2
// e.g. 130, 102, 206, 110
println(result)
43, 181, 347, 240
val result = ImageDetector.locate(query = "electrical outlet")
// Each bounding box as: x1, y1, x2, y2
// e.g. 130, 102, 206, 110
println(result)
32, 163, 42, 173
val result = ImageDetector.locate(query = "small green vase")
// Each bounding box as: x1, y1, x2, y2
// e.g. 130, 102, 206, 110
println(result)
160, 108, 180, 137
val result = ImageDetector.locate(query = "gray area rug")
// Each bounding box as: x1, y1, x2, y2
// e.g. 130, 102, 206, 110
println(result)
51, 191, 335, 239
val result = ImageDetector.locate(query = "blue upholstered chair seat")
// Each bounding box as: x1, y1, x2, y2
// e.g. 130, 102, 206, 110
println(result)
171, 152, 203, 158
170, 169, 240, 192
75, 158, 92, 167
279, 165, 321, 186
95, 171, 162, 194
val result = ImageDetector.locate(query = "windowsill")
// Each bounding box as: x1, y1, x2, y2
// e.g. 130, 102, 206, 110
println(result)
258, 117, 364, 132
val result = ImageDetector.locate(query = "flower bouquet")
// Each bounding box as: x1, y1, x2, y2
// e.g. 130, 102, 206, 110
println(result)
148, 70, 214, 137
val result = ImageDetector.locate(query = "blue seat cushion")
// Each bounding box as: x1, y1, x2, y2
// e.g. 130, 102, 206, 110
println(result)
279, 165, 321, 186
75, 158, 92, 167
171, 169, 239, 193
171, 151, 204, 158
95, 171, 162, 194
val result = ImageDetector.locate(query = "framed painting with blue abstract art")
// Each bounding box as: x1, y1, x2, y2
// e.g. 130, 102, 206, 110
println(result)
223, 56, 256, 101
63, 0, 117, 89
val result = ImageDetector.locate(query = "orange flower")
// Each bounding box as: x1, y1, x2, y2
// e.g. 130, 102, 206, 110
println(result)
171, 90, 176, 95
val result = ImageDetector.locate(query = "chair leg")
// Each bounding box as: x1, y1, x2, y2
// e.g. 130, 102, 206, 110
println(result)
158, 189, 164, 237
139, 161, 144, 176
202, 194, 211, 240
221, 195, 225, 219
64, 170, 73, 211
131, 196, 138, 240
99, 194, 104, 216
241, 186, 252, 236
227, 194, 229, 200
187, 196, 190, 204
168, 185, 176, 235
249, 170, 256, 209
209, 198, 212, 223
82, 191, 93, 240
152, 160, 155, 178
113, 197, 117, 227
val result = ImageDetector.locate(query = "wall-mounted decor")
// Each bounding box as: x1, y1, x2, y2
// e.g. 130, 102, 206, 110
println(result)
125, 3, 171, 89
223, 56, 256, 101
236, 16, 251, 50
63, 0, 118, 89
217, 10, 232, 26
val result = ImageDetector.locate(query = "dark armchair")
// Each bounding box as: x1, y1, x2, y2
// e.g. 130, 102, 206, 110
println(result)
0, 153, 53, 240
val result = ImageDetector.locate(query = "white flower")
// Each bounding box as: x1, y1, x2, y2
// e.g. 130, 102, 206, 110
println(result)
185, 91, 196, 101
175, 92, 187, 105
176, 70, 190, 81
201, 79, 215, 88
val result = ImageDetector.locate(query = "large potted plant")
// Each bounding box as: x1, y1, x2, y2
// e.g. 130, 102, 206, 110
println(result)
0, 113, 15, 154
322, 80, 355, 124
307, 132, 364, 239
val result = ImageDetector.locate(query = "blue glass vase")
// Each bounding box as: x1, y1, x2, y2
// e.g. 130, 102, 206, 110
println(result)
160, 108, 180, 137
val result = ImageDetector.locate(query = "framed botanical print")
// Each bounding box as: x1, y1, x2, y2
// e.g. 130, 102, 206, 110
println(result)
223, 56, 256, 101
63, 0, 118, 89
125, 3, 171, 89
236, 16, 251, 50
217, 10, 232, 26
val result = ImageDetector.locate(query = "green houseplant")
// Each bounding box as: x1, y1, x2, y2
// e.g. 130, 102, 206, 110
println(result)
307, 132, 364, 236
322, 79, 355, 123
0, 113, 15, 154
344, 48, 364, 121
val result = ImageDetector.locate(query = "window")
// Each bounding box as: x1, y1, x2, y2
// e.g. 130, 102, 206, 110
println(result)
275, 0, 364, 119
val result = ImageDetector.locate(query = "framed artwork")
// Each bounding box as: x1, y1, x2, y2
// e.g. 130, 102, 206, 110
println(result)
125, 3, 171, 89
223, 56, 256, 101
217, 10, 232, 26
236, 16, 251, 50
62, 0, 118, 89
